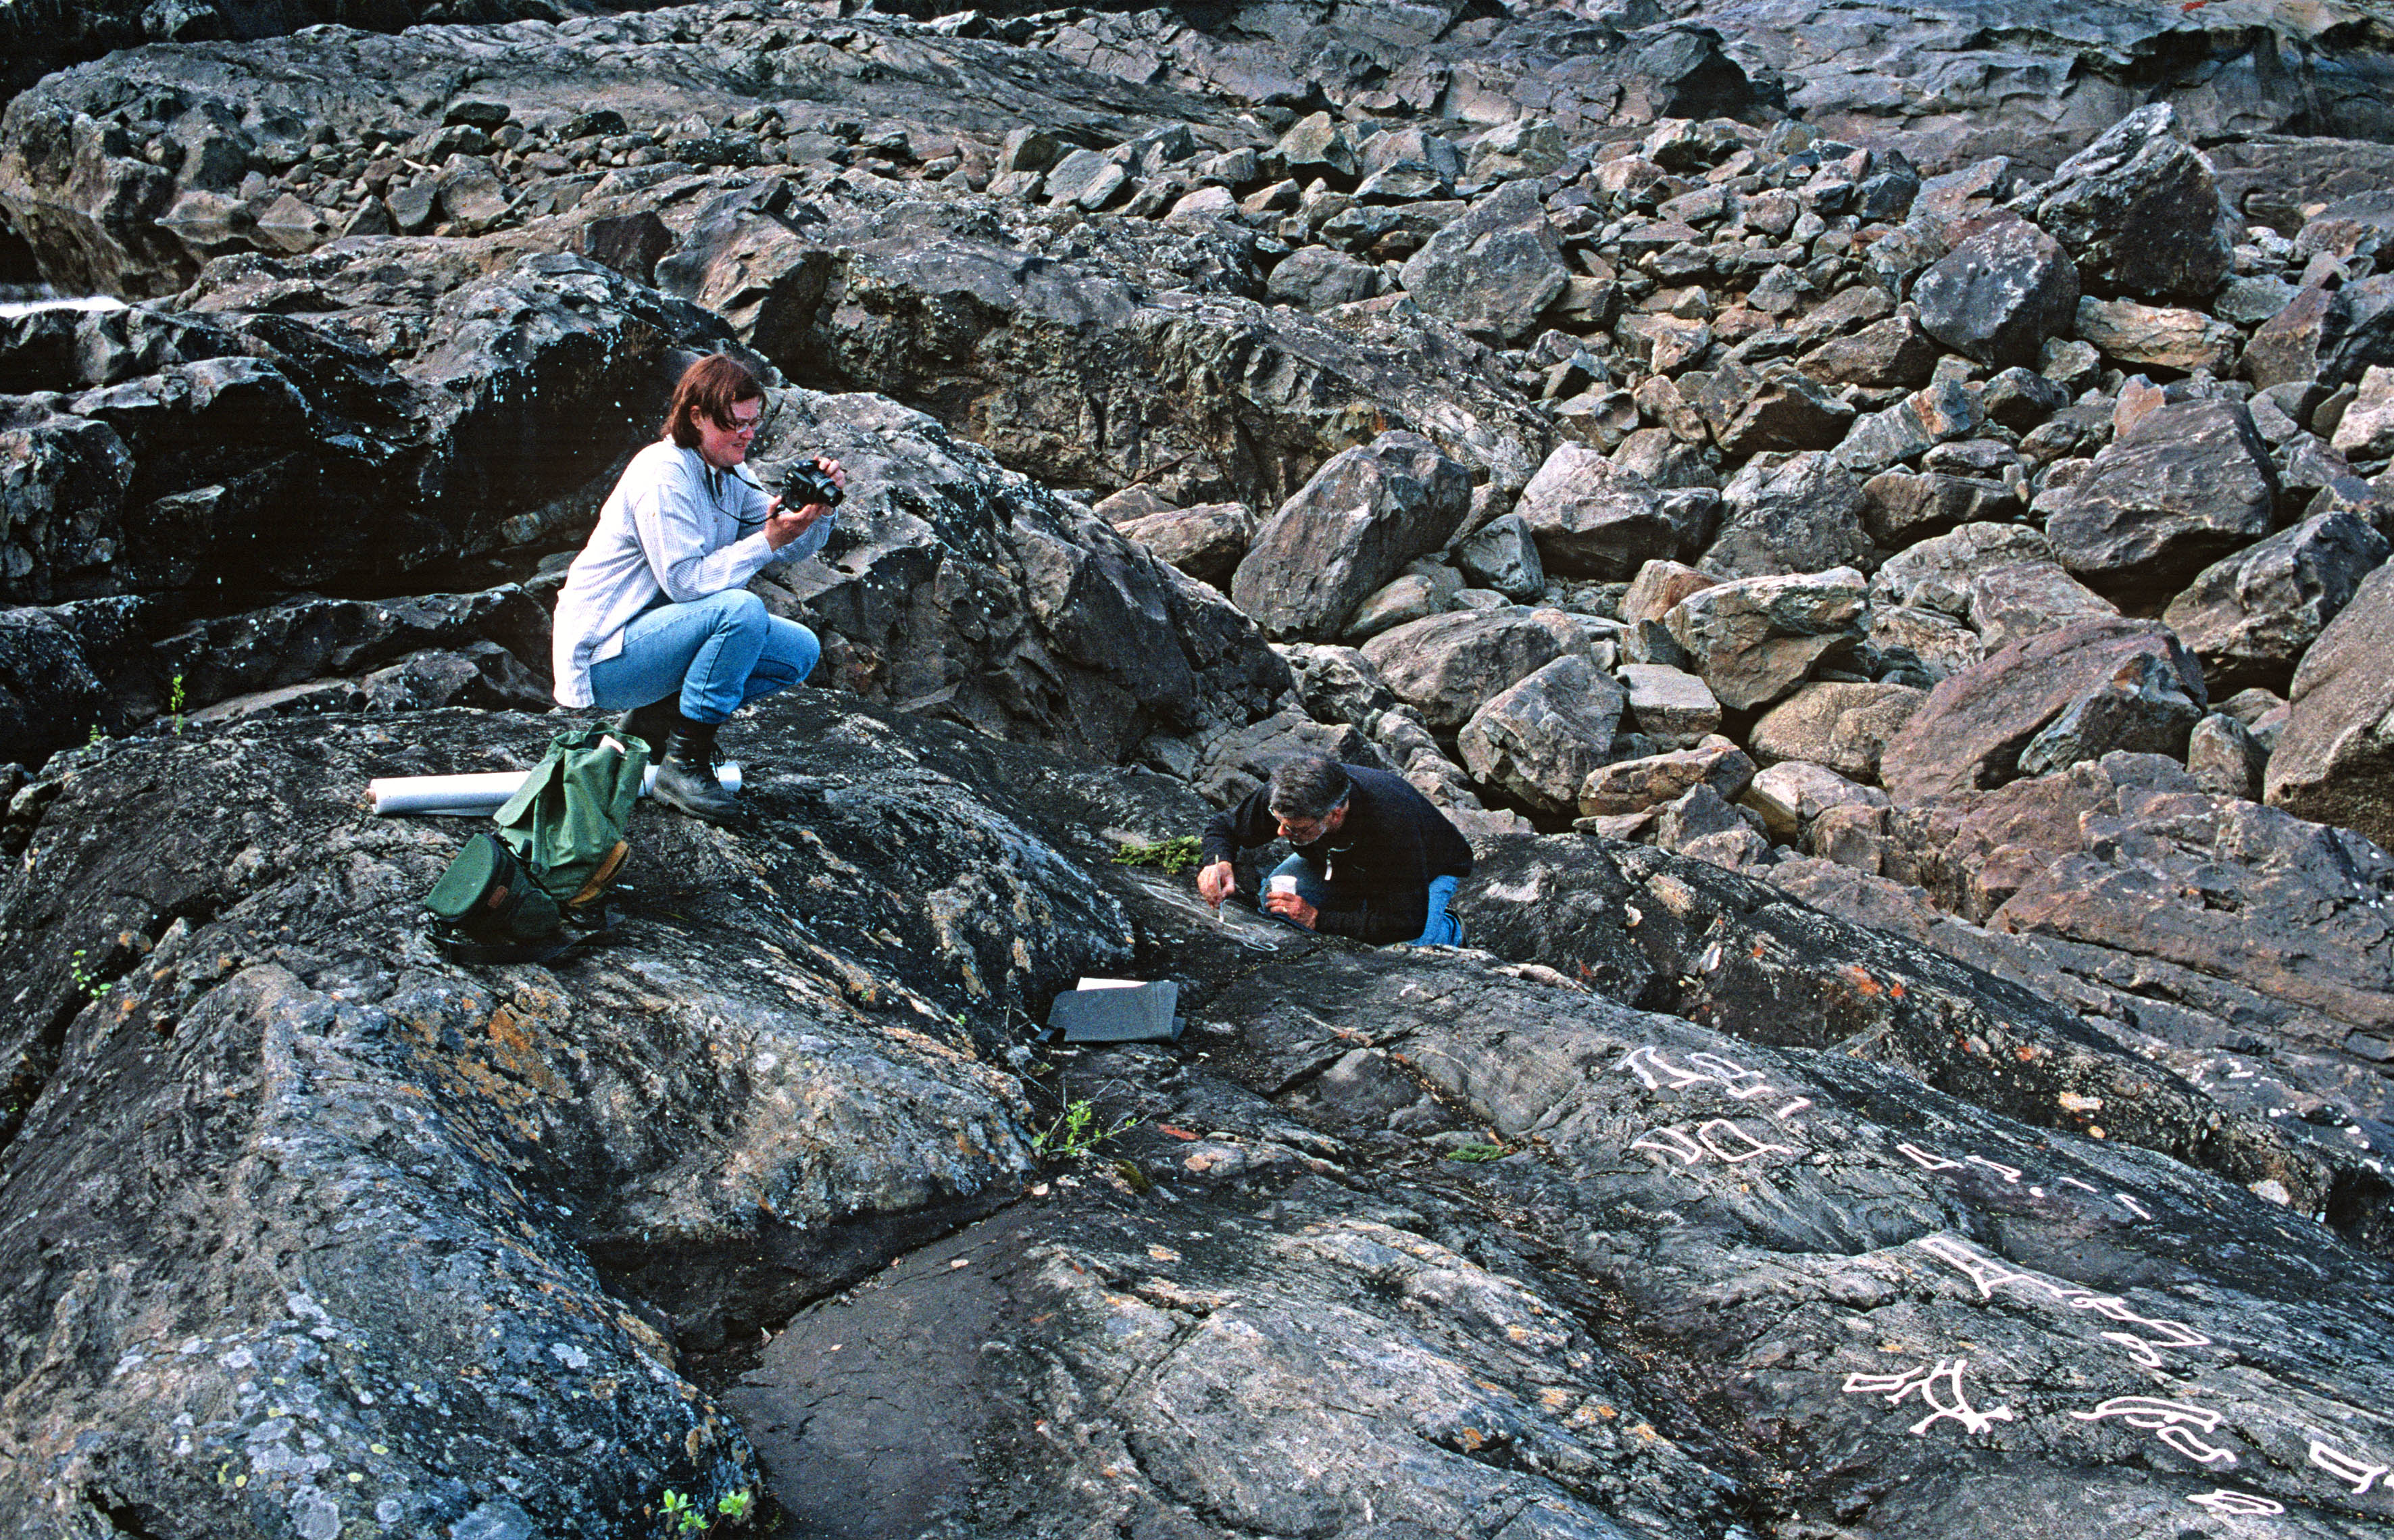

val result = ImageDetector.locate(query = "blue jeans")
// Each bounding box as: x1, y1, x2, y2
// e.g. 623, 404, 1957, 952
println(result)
586, 589, 819, 725
1266, 855, 1463, 946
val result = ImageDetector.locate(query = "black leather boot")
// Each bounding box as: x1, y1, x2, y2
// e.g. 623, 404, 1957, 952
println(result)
611, 695, 680, 753
652, 717, 740, 825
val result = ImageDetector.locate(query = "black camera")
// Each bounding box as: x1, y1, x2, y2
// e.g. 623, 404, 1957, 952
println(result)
782, 459, 843, 509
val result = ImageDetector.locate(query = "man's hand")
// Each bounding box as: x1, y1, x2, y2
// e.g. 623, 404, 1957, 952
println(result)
1197, 860, 1237, 908
1263, 889, 1318, 928
764, 457, 847, 550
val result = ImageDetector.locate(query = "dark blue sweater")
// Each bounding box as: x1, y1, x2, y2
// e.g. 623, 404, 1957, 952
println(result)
1201, 764, 1473, 943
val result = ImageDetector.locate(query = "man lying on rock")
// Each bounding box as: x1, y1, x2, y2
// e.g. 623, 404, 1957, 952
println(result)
1195, 753, 1472, 945
549, 352, 844, 824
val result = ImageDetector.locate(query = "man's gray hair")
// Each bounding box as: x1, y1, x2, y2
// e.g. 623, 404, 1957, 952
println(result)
1267, 753, 1351, 820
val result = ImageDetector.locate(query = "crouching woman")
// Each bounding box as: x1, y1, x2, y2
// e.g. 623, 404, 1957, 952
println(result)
549, 353, 843, 824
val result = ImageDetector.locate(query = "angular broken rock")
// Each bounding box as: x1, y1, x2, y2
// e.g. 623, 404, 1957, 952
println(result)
1740, 758, 1889, 841
1696, 362, 1855, 457
2328, 362, 2394, 459
1833, 378, 1984, 474
1748, 681, 1925, 785
1868, 521, 2059, 618
1703, 451, 1878, 579
1357, 607, 1566, 730
1458, 654, 1628, 815
2264, 560, 2394, 850
1965, 560, 2120, 652
1267, 246, 1379, 310
1870, 603, 1985, 681
1116, 501, 1257, 591
2160, 509, 2391, 696
2014, 650, 2206, 777
2043, 399, 2278, 607
1860, 468, 2016, 547
1620, 558, 1716, 625
2186, 710, 2268, 801
1662, 566, 1868, 712
1453, 512, 1547, 601
1396, 180, 1570, 344
1616, 661, 1722, 748
2011, 103, 2231, 303
1512, 442, 1703, 579
1880, 617, 2208, 801
1910, 217, 2079, 367
2072, 296, 2239, 374
1576, 737, 1755, 819
1231, 432, 1473, 640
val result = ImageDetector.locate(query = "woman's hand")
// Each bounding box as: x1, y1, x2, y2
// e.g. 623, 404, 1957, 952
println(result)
1197, 860, 1237, 908
763, 458, 847, 549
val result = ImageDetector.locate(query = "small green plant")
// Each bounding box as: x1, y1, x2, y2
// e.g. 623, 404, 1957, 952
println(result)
1032, 1091, 1139, 1160
86, 722, 104, 749
660, 1489, 704, 1535
716, 1490, 754, 1523
1445, 1142, 1510, 1163
1112, 835, 1203, 874
68, 949, 109, 1001
168, 673, 186, 735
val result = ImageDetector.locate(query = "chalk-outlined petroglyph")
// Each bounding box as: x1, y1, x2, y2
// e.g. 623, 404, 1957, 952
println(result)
2058, 1176, 2099, 1193
1841, 1359, 2016, 1437
1899, 1143, 1966, 1173
1630, 1119, 1800, 1167
1630, 1126, 1705, 1165
2187, 1490, 2284, 1516
1620, 1047, 1814, 1126
2114, 1193, 2153, 1220
2070, 1397, 2237, 1466
1697, 1118, 1797, 1162
1968, 1155, 2023, 1183
2309, 1437, 2389, 1494
1914, 1237, 2214, 1366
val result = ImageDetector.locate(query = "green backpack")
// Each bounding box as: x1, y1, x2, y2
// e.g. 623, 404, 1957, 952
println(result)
424, 726, 649, 963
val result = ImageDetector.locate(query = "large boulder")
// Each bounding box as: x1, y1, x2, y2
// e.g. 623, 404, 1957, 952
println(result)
2043, 399, 2278, 608
2162, 510, 2391, 696
1116, 500, 1257, 591
1703, 451, 1878, 578
1869, 522, 2059, 618
1512, 442, 1705, 580
1457, 654, 1628, 814
1662, 567, 1869, 712
1880, 617, 2208, 801
2010, 104, 2232, 303
1395, 180, 1571, 343
1357, 607, 1568, 730
1910, 218, 2079, 366
2265, 560, 2394, 849
1749, 681, 1926, 785
1230, 432, 1474, 641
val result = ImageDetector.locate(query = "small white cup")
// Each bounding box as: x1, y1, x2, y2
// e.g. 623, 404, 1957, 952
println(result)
1268, 874, 1298, 897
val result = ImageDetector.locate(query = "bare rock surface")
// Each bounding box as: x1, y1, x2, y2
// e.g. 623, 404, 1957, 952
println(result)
1880, 618, 2208, 801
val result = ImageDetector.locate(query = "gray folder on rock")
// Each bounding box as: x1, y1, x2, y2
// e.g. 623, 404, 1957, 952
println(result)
1049, 980, 1182, 1043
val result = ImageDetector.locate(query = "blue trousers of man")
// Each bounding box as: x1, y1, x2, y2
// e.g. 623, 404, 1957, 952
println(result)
1266, 854, 1463, 946
586, 589, 819, 724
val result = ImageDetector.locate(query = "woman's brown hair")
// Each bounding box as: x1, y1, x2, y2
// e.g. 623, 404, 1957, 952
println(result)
662, 353, 764, 449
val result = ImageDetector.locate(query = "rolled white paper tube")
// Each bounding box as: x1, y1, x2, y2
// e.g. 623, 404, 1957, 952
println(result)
368, 763, 742, 816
